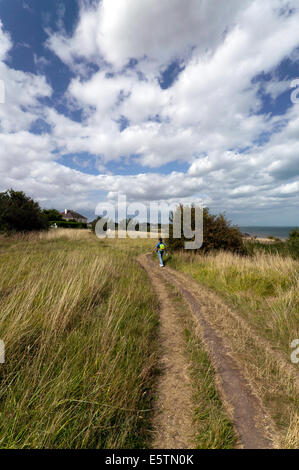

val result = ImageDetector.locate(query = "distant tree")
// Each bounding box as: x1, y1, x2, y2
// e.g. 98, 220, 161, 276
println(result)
42, 208, 63, 223
287, 229, 299, 255
289, 229, 299, 241
0, 189, 48, 232
91, 216, 103, 233
167, 205, 247, 255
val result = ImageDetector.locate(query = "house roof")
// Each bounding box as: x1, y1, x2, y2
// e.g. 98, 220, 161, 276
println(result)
61, 210, 87, 219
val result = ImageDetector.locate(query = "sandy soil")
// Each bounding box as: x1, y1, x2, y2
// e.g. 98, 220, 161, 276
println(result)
243, 237, 282, 243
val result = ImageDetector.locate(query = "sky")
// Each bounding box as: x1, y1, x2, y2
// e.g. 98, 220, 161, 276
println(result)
0, 0, 299, 224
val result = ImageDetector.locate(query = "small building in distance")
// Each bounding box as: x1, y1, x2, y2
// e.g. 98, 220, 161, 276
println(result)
61, 209, 88, 224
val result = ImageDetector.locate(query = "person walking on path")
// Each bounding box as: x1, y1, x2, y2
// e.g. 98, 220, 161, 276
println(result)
153, 237, 167, 267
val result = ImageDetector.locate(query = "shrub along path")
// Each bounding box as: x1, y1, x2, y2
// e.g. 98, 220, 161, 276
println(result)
138, 253, 274, 449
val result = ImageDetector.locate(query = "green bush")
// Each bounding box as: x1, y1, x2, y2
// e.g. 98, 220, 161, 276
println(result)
0, 189, 48, 233
167, 205, 247, 255
245, 229, 299, 260
286, 229, 299, 257
42, 209, 63, 223
288, 229, 299, 241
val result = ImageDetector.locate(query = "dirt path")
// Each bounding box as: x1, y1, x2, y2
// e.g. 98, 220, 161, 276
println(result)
138, 254, 195, 449
138, 254, 273, 449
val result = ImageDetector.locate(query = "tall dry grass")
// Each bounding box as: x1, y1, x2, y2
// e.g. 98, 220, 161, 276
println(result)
168, 249, 299, 448
169, 250, 299, 356
0, 230, 158, 448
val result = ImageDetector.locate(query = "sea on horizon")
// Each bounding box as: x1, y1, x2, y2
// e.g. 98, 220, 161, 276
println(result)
238, 226, 298, 239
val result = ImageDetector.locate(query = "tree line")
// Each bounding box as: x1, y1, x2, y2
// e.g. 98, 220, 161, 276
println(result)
1, 189, 298, 258
0, 189, 86, 232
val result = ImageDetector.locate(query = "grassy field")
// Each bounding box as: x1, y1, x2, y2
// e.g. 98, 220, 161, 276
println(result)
167, 249, 299, 356
0, 229, 158, 448
0, 229, 298, 448
246, 239, 299, 260
167, 247, 299, 447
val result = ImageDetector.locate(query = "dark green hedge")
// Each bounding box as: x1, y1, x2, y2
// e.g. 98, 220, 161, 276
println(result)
49, 220, 87, 229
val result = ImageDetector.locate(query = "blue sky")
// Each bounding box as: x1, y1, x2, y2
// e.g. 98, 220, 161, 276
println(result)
0, 0, 299, 224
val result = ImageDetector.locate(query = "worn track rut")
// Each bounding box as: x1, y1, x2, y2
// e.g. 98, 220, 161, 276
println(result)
138, 253, 273, 449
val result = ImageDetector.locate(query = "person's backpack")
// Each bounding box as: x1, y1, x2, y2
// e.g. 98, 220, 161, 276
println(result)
159, 242, 165, 251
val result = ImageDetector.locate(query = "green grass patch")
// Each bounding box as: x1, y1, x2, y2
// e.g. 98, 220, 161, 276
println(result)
0, 231, 158, 448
